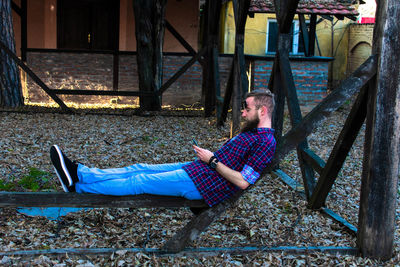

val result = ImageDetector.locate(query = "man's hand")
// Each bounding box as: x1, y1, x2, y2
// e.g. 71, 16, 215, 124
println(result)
193, 145, 214, 164
193, 145, 250, 189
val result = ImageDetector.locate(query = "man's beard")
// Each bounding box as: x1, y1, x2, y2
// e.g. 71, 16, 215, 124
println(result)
240, 116, 260, 133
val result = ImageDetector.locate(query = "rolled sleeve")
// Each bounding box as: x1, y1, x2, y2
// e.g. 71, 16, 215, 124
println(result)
241, 164, 260, 184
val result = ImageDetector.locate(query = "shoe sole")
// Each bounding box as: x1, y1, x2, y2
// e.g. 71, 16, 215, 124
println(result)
51, 145, 73, 188
54, 167, 70, 192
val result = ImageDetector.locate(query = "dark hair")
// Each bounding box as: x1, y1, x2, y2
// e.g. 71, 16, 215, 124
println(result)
244, 89, 275, 115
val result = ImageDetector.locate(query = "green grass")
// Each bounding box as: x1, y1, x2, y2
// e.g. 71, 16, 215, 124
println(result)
0, 179, 16, 191
18, 167, 55, 192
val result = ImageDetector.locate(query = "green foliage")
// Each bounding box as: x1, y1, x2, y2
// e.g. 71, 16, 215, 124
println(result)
0, 179, 15, 191
18, 167, 54, 192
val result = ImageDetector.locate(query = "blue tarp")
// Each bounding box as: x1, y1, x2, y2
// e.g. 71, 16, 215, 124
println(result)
17, 207, 92, 220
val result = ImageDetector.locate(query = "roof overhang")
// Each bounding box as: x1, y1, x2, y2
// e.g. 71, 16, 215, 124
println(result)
248, 0, 359, 21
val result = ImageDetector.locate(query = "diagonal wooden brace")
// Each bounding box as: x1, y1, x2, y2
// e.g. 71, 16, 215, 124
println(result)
162, 55, 378, 253
0, 39, 71, 112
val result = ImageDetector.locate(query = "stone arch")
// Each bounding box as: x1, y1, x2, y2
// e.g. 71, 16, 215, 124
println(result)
347, 41, 372, 75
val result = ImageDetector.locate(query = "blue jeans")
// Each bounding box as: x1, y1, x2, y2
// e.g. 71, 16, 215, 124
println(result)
75, 162, 203, 200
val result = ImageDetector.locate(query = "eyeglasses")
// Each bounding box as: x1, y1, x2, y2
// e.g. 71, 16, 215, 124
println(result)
241, 100, 248, 110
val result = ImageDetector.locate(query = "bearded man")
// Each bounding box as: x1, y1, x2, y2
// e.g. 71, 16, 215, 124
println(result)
50, 89, 276, 207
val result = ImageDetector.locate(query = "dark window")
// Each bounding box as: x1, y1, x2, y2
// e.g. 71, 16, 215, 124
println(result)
57, 0, 118, 50
266, 20, 308, 55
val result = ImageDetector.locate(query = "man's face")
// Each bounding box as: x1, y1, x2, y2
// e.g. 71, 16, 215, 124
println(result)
241, 97, 260, 132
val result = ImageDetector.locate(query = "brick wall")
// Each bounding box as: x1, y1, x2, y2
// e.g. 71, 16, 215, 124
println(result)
25, 52, 327, 107
253, 60, 328, 105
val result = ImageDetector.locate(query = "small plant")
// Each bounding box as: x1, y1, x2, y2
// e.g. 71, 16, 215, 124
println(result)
0, 180, 16, 191
18, 167, 54, 192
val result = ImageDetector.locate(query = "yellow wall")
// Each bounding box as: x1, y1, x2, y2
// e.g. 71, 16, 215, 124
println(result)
221, 2, 273, 55
220, 2, 356, 89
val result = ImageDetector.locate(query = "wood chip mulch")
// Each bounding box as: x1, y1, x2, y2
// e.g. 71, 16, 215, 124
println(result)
0, 106, 399, 266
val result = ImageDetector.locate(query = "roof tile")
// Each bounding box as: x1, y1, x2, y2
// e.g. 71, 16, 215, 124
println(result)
249, 0, 359, 17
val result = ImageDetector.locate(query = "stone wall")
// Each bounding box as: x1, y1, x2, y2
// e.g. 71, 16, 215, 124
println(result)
25, 52, 328, 107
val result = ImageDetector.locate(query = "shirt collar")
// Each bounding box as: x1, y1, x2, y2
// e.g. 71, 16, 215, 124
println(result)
252, 128, 275, 134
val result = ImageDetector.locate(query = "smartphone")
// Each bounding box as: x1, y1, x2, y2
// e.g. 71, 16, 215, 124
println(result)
192, 138, 198, 146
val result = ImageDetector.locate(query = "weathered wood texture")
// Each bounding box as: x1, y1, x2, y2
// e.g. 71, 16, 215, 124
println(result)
203, 0, 222, 117
162, 192, 241, 253
270, 55, 377, 168
300, 148, 325, 175
309, 83, 368, 209
279, 44, 316, 200
0, 192, 207, 208
0, 0, 23, 107
133, 0, 166, 111
270, 58, 285, 148
21, 0, 27, 62
0, 246, 360, 257
231, 0, 251, 135
217, 63, 234, 126
161, 56, 377, 252
357, 0, 400, 259
274, 0, 300, 33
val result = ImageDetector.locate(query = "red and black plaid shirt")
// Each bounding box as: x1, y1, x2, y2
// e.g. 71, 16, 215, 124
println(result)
183, 128, 276, 206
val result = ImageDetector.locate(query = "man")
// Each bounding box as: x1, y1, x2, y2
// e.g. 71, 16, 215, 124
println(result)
50, 89, 276, 207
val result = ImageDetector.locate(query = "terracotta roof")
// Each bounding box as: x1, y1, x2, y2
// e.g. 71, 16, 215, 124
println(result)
249, 0, 359, 18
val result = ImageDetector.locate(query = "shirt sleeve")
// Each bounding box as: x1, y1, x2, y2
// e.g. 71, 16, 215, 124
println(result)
240, 140, 276, 184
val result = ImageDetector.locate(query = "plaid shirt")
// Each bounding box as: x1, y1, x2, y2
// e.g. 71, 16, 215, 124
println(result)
183, 128, 276, 206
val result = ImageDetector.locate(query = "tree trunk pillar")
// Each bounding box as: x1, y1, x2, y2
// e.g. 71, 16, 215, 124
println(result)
0, 0, 23, 107
357, 0, 400, 260
133, 0, 166, 111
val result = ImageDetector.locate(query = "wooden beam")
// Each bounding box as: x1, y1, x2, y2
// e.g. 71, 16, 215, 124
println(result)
48, 89, 156, 97
274, 0, 300, 33
11, 1, 21, 16
308, 14, 317, 56
158, 46, 207, 95
21, 0, 27, 62
272, 169, 358, 234
309, 83, 368, 209
162, 191, 242, 253
231, 0, 251, 135
0, 246, 360, 257
0, 39, 71, 112
0, 192, 207, 208
357, 0, 400, 260
112, 0, 120, 91
270, 57, 285, 144
165, 20, 203, 66
300, 148, 326, 175
298, 14, 309, 56
268, 55, 377, 168
278, 41, 316, 200
204, 0, 222, 117
217, 61, 234, 127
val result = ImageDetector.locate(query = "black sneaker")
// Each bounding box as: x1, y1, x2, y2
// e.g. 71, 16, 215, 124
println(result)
50, 145, 78, 192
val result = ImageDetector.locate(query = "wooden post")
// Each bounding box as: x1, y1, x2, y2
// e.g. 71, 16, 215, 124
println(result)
21, 0, 27, 62
203, 0, 222, 117
270, 57, 284, 145
309, 82, 369, 209
357, 0, 400, 259
298, 14, 309, 56
308, 14, 316, 56
112, 1, 120, 91
133, 0, 166, 111
231, 0, 250, 136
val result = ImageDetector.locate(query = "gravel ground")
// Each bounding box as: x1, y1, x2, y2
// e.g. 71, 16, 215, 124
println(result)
0, 106, 399, 266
